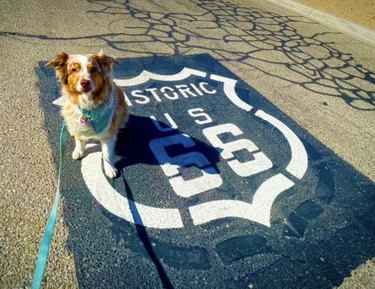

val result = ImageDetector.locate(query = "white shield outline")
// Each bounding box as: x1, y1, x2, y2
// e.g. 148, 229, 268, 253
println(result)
78, 68, 308, 228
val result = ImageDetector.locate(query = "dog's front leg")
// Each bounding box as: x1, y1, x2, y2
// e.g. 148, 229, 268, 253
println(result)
101, 138, 118, 178
72, 134, 86, 160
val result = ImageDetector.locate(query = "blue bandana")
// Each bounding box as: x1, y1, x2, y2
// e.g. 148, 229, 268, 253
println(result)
79, 97, 113, 134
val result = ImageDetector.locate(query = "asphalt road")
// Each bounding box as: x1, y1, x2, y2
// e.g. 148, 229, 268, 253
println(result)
1, 0, 374, 288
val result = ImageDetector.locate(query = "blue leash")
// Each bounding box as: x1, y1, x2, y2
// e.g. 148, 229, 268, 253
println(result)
31, 122, 67, 289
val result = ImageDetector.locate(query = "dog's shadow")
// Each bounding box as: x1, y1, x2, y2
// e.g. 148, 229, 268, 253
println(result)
115, 114, 221, 174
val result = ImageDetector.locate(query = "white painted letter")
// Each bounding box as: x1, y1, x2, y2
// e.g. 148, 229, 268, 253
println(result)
188, 108, 213, 125
145, 87, 162, 102
150, 113, 178, 132
175, 84, 197, 98
199, 82, 216, 94
189, 83, 204, 96
131, 90, 150, 104
161, 86, 179, 100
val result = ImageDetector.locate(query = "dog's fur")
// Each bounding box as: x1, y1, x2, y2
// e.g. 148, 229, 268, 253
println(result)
47, 51, 129, 178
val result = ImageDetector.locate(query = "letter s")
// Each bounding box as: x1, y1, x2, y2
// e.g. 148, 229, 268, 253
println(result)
188, 108, 213, 125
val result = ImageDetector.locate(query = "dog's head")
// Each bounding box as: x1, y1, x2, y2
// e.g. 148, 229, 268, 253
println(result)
46, 51, 118, 105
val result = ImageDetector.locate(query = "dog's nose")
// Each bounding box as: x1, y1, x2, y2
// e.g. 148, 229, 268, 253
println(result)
80, 79, 91, 88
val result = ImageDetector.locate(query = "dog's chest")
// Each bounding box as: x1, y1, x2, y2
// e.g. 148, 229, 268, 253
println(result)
62, 100, 114, 139
63, 106, 94, 136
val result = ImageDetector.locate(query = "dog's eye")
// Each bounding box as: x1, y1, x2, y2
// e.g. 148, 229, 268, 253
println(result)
71, 67, 78, 73
90, 66, 98, 73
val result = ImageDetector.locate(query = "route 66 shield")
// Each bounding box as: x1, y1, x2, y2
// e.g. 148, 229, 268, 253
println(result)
43, 54, 375, 288
81, 54, 308, 229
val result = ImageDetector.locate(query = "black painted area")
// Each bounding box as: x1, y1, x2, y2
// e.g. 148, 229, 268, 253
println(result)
37, 54, 375, 289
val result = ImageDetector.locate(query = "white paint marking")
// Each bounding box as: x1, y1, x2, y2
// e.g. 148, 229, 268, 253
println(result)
149, 134, 196, 177
150, 114, 178, 132
52, 96, 65, 106
114, 68, 207, 87
210, 74, 253, 112
81, 146, 184, 229
255, 110, 308, 179
189, 173, 294, 227
202, 123, 273, 177
79, 69, 308, 229
169, 166, 223, 198
149, 134, 223, 197
123, 91, 133, 107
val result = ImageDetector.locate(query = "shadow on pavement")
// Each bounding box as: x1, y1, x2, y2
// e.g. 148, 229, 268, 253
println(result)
115, 114, 221, 174
122, 174, 174, 289
3, 0, 375, 110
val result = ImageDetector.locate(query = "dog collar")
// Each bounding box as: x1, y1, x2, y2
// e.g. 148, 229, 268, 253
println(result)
78, 95, 114, 134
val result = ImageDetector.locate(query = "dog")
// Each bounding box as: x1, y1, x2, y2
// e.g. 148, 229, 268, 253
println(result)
47, 51, 129, 178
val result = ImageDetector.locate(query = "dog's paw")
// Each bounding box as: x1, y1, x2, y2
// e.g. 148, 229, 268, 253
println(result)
72, 149, 84, 160
103, 162, 118, 179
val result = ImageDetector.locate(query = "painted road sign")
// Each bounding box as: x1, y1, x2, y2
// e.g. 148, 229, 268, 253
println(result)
80, 65, 307, 229
39, 54, 375, 289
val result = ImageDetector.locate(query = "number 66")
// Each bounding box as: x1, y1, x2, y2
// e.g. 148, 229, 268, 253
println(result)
203, 123, 273, 177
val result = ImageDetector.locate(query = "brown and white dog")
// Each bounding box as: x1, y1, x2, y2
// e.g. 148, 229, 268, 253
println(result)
47, 51, 129, 178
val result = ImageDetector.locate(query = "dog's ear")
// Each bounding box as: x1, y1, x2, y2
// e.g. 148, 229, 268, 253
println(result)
46, 52, 69, 68
46, 52, 69, 83
93, 51, 118, 72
